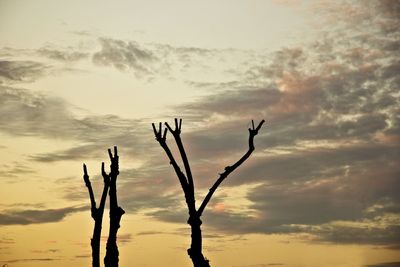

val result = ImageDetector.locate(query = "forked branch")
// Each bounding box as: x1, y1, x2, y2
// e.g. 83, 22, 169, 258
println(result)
152, 122, 189, 194
83, 161, 110, 267
165, 119, 196, 213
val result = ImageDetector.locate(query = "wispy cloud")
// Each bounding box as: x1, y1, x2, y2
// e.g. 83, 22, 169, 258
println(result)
2, 258, 60, 263
0, 206, 86, 225
93, 38, 158, 78
0, 60, 49, 84
38, 47, 89, 62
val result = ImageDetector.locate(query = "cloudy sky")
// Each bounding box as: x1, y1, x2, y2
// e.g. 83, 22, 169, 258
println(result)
0, 0, 399, 266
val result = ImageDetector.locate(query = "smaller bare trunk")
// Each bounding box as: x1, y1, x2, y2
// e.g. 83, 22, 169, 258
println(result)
104, 193, 125, 267
83, 163, 109, 267
90, 215, 103, 267
104, 147, 125, 267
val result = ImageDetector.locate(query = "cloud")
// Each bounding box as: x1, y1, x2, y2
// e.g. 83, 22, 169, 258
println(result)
0, 162, 35, 183
0, 85, 84, 139
136, 231, 165, 236
91, 37, 251, 82
37, 47, 89, 62
0, 237, 14, 244
179, 86, 281, 119
0, 203, 45, 209
0, 206, 86, 225
75, 254, 91, 258
0, 60, 49, 84
364, 262, 400, 267
0, 85, 150, 162
2, 258, 59, 263
31, 249, 60, 254
93, 38, 158, 78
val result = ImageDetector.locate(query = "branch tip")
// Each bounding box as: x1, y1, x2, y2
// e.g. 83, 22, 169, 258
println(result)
83, 163, 88, 176
101, 162, 106, 175
163, 127, 168, 139
256, 119, 265, 131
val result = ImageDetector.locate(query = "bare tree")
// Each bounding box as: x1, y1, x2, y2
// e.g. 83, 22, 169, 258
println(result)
83, 146, 125, 267
152, 119, 264, 267
104, 146, 125, 267
83, 160, 110, 267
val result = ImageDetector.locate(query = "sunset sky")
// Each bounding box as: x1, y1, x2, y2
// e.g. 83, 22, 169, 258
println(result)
1, 0, 399, 266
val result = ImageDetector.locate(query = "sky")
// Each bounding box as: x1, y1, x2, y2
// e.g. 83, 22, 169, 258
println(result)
0, 0, 399, 266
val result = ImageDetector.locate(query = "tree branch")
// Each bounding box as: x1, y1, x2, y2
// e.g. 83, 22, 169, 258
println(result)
108, 146, 120, 209
152, 122, 189, 194
197, 119, 265, 217
83, 164, 97, 219
83, 161, 111, 267
165, 119, 196, 213
98, 162, 110, 212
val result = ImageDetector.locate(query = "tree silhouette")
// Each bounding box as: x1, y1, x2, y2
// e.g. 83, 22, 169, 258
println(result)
83, 146, 124, 267
152, 119, 264, 267
104, 146, 125, 267
83, 161, 109, 267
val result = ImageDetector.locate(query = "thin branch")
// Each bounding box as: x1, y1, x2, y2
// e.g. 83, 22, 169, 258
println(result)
83, 164, 97, 219
197, 119, 265, 217
165, 119, 196, 213
152, 122, 189, 193
99, 162, 110, 212
83, 161, 110, 267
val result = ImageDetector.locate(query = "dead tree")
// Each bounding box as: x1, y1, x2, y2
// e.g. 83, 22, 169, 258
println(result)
104, 146, 125, 267
83, 160, 110, 267
152, 119, 264, 267
83, 146, 124, 267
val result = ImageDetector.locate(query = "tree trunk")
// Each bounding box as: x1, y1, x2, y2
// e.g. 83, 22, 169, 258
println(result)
104, 206, 124, 267
104, 175, 125, 267
83, 163, 109, 267
91, 219, 102, 267
187, 216, 210, 267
